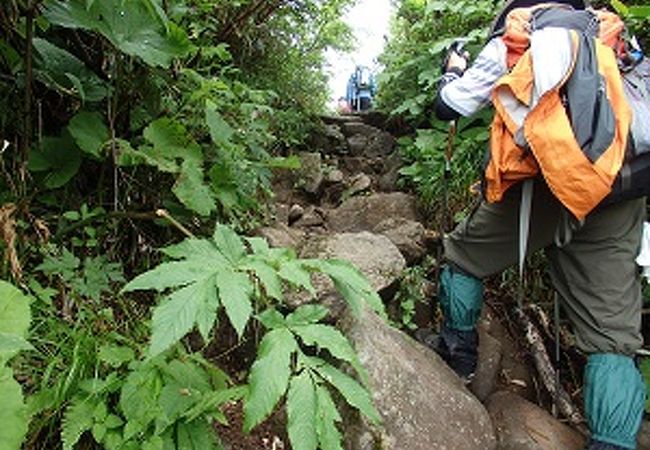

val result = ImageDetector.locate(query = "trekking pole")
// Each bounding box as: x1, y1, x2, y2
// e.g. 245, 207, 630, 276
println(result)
442, 120, 457, 231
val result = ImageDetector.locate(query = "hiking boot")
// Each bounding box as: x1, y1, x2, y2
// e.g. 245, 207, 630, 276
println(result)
415, 326, 478, 382
584, 439, 628, 450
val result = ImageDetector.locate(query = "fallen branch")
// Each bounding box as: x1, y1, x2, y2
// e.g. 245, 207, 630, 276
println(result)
513, 306, 587, 434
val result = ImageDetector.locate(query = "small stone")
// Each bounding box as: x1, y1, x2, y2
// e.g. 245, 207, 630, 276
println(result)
288, 204, 304, 224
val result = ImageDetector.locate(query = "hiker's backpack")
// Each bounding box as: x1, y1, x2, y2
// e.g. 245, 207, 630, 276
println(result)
496, 4, 650, 209
604, 55, 650, 204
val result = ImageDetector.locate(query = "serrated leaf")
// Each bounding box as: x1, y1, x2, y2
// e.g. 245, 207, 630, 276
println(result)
98, 344, 135, 367
183, 386, 247, 422
240, 259, 283, 301
277, 260, 315, 295
287, 371, 318, 450
315, 364, 380, 425
149, 277, 216, 358
286, 305, 329, 326
0, 366, 29, 450
245, 237, 270, 255
160, 238, 227, 263
215, 269, 253, 337
257, 308, 286, 329
291, 324, 364, 378
67, 111, 109, 158
315, 384, 343, 450
244, 328, 297, 431
313, 259, 385, 318
212, 223, 246, 263
205, 101, 234, 147
176, 419, 218, 450
172, 159, 216, 216
122, 255, 215, 293
119, 364, 163, 436
62, 397, 96, 450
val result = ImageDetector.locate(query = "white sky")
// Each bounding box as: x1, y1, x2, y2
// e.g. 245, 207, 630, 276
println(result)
325, 0, 393, 105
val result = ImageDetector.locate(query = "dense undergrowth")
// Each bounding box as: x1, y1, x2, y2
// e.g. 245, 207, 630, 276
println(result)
3, 0, 650, 448
0, 1, 394, 449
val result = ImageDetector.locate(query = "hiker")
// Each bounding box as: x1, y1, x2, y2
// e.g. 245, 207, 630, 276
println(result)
426, 1, 647, 449
346, 65, 376, 111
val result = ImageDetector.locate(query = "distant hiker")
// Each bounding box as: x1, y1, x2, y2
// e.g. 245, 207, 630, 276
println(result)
424, 1, 647, 449
346, 65, 377, 111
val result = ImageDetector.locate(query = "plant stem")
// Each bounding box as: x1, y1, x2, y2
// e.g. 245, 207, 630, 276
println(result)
155, 209, 195, 239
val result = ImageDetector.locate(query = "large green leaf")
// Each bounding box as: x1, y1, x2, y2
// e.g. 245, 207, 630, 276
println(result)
291, 324, 364, 379
32, 37, 107, 102
67, 111, 109, 158
43, 0, 191, 68
122, 259, 216, 293
205, 101, 234, 147
141, 118, 202, 172
287, 371, 318, 450
119, 364, 163, 438
244, 328, 296, 432
0, 280, 32, 360
215, 269, 253, 337
315, 364, 380, 425
149, 277, 216, 358
212, 223, 246, 263
172, 160, 216, 216
28, 134, 82, 189
176, 420, 220, 450
240, 258, 284, 301
315, 384, 343, 450
0, 366, 29, 450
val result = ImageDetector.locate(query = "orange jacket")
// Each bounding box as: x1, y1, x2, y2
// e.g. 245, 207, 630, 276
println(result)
485, 31, 631, 219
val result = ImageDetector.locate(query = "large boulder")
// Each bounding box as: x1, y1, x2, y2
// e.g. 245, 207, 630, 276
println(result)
327, 192, 420, 233
297, 151, 324, 195
486, 391, 586, 450
290, 232, 406, 317
341, 307, 497, 450
373, 218, 427, 265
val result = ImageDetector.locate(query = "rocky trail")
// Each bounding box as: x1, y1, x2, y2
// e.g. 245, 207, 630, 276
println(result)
249, 113, 650, 450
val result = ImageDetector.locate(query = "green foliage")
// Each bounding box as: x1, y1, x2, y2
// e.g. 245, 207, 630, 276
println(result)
376, 0, 493, 122
0, 281, 33, 450
124, 225, 384, 449
123, 223, 385, 357
639, 357, 650, 412
43, 0, 192, 68
245, 306, 380, 450
36, 248, 124, 303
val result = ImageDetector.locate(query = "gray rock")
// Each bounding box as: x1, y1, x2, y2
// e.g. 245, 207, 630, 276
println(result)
326, 169, 345, 184
323, 124, 347, 154
373, 218, 426, 265
297, 152, 324, 195
327, 192, 421, 233
341, 156, 382, 175
342, 122, 380, 138
346, 173, 372, 197
291, 206, 325, 229
486, 391, 586, 450
289, 232, 406, 317
288, 204, 304, 223
378, 151, 403, 192
342, 307, 497, 450
254, 224, 304, 250
347, 134, 368, 156
470, 329, 503, 402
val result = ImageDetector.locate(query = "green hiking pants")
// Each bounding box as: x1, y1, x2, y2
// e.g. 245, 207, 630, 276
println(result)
444, 177, 645, 355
